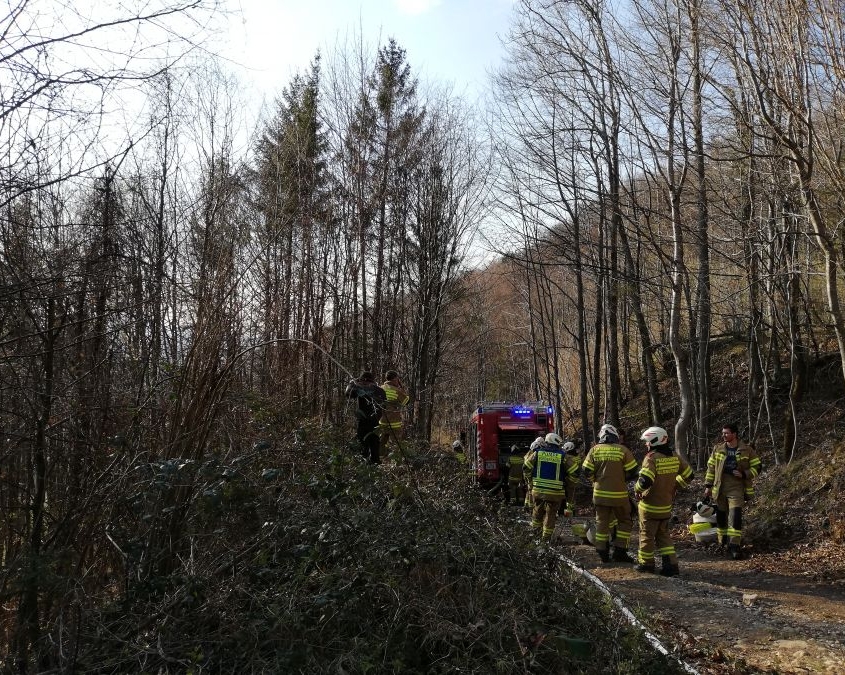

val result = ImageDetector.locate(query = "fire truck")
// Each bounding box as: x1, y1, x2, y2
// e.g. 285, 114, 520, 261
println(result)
467, 401, 555, 484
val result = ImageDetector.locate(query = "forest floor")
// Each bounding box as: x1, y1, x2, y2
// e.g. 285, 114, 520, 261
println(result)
527, 489, 845, 675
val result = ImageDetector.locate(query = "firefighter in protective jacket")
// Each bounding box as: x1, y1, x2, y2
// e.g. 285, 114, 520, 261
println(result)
704, 423, 761, 560
378, 370, 410, 457
523, 436, 546, 509
523, 433, 579, 541
582, 423, 638, 563
634, 426, 694, 576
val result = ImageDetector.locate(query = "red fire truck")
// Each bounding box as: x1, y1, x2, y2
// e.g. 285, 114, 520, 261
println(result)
467, 401, 555, 484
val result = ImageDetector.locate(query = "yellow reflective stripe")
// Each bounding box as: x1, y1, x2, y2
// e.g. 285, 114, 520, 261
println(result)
639, 503, 672, 515
533, 487, 565, 498
378, 421, 403, 429
593, 489, 629, 499
640, 467, 656, 480
533, 478, 564, 490
624, 459, 638, 472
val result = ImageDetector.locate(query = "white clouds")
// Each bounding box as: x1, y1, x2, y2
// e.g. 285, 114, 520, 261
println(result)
394, 0, 443, 16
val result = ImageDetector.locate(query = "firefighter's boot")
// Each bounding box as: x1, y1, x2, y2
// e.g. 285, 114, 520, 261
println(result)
597, 547, 610, 563
634, 561, 655, 573
659, 555, 680, 577
728, 543, 743, 560
612, 546, 635, 563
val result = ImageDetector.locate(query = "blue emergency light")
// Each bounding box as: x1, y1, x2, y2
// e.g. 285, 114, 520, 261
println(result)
512, 407, 533, 415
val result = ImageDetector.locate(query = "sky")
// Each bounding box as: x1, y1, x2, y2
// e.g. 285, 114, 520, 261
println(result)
223, 0, 517, 108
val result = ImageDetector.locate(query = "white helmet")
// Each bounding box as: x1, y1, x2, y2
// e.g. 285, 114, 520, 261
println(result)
598, 423, 618, 443
695, 501, 716, 519
451, 440, 462, 450
545, 432, 563, 446
530, 436, 546, 451
585, 521, 596, 545
640, 426, 669, 447
562, 441, 575, 453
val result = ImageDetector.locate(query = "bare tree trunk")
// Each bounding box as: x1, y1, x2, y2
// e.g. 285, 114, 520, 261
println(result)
690, 0, 711, 464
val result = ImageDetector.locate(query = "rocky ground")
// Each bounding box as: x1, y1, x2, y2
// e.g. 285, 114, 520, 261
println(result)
551, 516, 845, 674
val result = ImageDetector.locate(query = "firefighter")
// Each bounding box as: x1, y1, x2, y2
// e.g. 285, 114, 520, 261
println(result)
524, 436, 546, 509
633, 426, 694, 576
523, 433, 579, 542
582, 423, 638, 563
378, 370, 410, 459
344, 371, 386, 464
703, 423, 762, 560
451, 439, 467, 472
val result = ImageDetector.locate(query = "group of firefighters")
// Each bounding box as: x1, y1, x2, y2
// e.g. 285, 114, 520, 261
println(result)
345, 371, 762, 576
456, 422, 762, 576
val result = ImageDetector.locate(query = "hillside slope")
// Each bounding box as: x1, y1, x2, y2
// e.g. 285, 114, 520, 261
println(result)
552, 341, 845, 673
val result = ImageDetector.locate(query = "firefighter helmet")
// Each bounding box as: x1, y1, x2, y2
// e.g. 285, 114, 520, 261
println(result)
545, 432, 563, 447
451, 440, 462, 450
562, 441, 576, 453
640, 426, 669, 447
530, 436, 545, 451
695, 501, 715, 519
598, 423, 618, 443
584, 521, 596, 545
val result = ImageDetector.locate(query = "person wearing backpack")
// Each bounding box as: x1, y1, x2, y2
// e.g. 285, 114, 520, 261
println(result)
345, 371, 386, 464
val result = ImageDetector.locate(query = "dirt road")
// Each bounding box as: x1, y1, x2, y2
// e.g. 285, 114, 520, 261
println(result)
558, 530, 845, 674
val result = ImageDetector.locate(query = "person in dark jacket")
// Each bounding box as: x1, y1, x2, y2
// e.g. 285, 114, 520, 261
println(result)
344, 371, 386, 464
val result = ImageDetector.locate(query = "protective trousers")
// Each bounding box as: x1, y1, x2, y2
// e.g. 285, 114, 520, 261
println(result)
379, 423, 404, 459
595, 503, 632, 553
715, 475, 745, 545
531, 495, 564, 541
356, 419, 381, 464
638, 516, 676, 566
